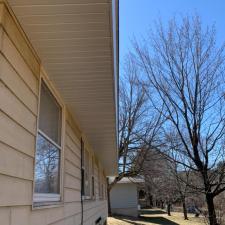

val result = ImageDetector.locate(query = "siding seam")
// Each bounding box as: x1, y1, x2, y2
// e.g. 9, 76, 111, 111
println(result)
0, 76, 38, 118
65, 145, 81, 161
0, 48, 39, 98
0, 171, 33, 182
47, 212, 81, 225
65, 134, 81, 157
0, 140, 34, 159
65, 148, 80, 163
65, 171, 81, 181
64, 186, 80, 192
65, 129, 80, 147
0, 108, 36, 137
65, 158, 80, 170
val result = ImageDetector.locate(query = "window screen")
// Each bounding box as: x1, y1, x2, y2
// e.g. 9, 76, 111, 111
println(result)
34, 80, 62, 200
84, 149, 90, 197
39, 82, 61, 145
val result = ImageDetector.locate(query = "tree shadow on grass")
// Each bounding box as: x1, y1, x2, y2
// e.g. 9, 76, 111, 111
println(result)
140, 209, 167, 215
114, 215, 179, 225
140, 215, 179, 225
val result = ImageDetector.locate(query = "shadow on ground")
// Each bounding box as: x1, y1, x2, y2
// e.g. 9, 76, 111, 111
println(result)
111, 209, 179, 225
113, 215, 179, 225
140, 209, 167, 215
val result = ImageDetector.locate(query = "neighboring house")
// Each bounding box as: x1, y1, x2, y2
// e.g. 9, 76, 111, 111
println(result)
110, 178, 144, 217
0, 1, 118, 225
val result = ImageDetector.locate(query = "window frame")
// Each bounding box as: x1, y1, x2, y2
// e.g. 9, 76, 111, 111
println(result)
82, 147, 92, 200
98, 166, 103, 200
81, 141, 96, 201
33, 73, 65, 207
91, 156, 95, 199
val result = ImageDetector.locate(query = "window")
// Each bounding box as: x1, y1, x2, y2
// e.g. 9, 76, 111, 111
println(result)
81, 140, 85, 197
84, 149, 91, 197
81, 141, 96, 200
81, 145, 91, 199
105, 180, 108, 200
103, 177, 107, 200
98, 167, 103, 199
91, 156, 95, 199
33, 80, 62, 204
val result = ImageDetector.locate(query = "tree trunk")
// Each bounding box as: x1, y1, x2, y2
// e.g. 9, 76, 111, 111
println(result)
182, 198, 188, 220
149, 195, 153, 208
167, 203, 171, 216
206, 193, 218, 225
161, 200, 164, 209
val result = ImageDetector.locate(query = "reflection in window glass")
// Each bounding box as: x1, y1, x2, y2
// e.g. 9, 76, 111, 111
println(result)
34, 134, 60, 194
84, 149, 90, 196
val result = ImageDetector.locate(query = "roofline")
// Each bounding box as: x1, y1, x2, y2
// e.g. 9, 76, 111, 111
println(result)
4, 0, 119, 176
110, 0, 119, 176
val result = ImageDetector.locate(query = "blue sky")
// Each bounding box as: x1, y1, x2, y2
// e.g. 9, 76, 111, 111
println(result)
119, 0, 225, 62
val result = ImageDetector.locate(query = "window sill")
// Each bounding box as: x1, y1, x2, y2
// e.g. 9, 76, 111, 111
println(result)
82, 196, 96, 202
32, 201, 64, 210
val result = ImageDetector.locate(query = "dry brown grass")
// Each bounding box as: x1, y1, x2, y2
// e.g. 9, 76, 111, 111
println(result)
107, 209, 205, 225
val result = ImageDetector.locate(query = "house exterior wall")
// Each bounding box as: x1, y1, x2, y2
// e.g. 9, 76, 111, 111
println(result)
110, 183, 138, 217
0, 2, 108, 225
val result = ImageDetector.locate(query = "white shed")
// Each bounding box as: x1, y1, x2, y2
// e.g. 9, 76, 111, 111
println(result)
110, 177, 144, 217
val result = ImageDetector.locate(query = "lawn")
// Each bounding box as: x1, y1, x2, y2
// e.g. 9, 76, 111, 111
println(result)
107, 209, 205, 225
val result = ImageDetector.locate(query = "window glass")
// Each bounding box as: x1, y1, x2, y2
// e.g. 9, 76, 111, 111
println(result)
34, 80, 62, 202
84, 149, 90, 196
92, 176, 95, 197
91, 156, 95, 198
34, 134, 60, 194
81, 140, 85, 196
98, 167, 102, 199
39, 82, 61, 145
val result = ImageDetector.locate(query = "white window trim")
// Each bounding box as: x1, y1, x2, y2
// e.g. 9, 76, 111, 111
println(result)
90, 155, 95, 200
82, 196, 91, 200
33, 193, 61, 203
98, 167, 103, 200
38, 129, 62, 150
33, 73, 65, 207
82, 148, 91, 199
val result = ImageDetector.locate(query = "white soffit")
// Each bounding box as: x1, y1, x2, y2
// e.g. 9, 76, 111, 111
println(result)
8, 0, 118, 176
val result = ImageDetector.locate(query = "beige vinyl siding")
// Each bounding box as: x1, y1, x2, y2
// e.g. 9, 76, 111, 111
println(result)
0, 80, 36, 134
0, 34, 39, 114
0, 106, 36, 157
0, 14, 108, 225
0, 174, 32, 207
1, 30, 39, 96
0, 142, 33, 180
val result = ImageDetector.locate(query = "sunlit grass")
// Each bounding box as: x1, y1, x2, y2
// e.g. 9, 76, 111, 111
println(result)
108, 209, 205, 225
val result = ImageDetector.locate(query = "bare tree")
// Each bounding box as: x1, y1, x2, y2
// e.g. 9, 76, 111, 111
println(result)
134, 15, 225, 225
142, 149, 190, 218
108, 55, 163, 193
142, 150, 178, 215
170, 157, 190, 220
162, 132, 192, 219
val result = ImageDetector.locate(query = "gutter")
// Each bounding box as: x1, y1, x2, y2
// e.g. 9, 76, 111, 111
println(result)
111, 0, 119, 176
